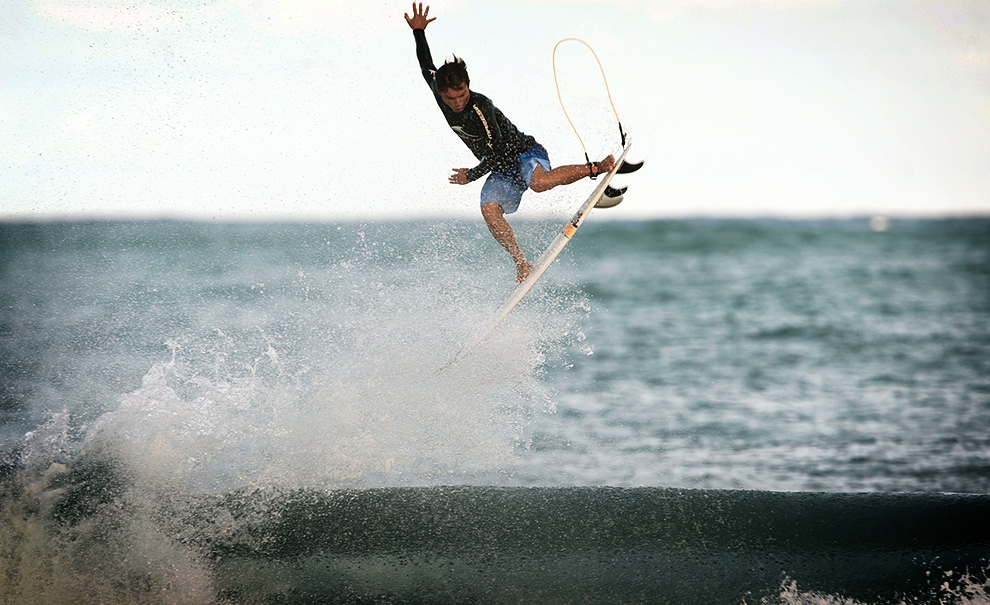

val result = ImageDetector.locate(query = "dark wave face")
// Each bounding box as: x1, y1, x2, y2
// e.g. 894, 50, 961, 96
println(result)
6, 464, 989, 604
201, 487, 990, 604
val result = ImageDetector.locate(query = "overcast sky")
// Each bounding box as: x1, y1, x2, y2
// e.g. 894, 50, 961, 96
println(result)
2, 0, 988, 221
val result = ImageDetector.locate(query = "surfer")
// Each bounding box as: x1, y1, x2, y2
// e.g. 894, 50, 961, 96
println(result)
404, 3, 617, 283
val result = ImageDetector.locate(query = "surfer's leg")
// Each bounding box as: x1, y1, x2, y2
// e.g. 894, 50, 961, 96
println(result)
481, 202, 532, 282
529, 155, 615, 192
480, 171, 531, 282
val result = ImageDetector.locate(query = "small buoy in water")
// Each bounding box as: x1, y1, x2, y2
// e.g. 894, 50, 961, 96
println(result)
870, 216, 889, 232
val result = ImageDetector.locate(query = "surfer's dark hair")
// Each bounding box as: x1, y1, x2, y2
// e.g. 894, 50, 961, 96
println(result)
435, 56, 469, 92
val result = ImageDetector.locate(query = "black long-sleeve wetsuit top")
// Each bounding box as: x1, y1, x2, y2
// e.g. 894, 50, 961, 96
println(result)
413, 28, 538, 183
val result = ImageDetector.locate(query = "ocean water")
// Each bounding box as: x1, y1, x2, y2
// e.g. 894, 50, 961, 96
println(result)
0, 217, 988, 604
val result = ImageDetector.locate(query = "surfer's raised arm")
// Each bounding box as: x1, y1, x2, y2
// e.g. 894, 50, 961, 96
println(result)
404, 3, 435, 31
407, 4, 438, 86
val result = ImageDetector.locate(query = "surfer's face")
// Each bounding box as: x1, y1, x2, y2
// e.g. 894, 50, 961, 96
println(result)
440, 84, 470, 113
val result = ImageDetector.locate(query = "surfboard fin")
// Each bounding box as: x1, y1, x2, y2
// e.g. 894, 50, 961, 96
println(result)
596, 186, 625, 208
617, 159, 643, 174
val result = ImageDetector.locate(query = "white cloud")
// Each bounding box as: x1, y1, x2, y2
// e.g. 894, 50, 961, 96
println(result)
608, 0, 849, 22
29, 0, 406, 45
32, 0, 182, 31
235, 0, 400, 40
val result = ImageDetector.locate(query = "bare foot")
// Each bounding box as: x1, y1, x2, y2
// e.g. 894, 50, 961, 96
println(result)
516, 260, 533, 283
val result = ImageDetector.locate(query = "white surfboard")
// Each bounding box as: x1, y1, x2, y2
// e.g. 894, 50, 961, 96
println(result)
440, 142, 633, 370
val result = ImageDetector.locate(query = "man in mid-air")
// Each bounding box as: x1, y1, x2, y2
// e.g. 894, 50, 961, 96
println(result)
404, 3, 618, 283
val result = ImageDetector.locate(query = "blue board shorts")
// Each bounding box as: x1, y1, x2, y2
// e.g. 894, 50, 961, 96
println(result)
480, 144, 551, 214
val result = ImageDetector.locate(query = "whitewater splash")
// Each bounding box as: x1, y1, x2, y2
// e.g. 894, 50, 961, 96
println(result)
88, 334, 545, 493
0, 222, 591, 603
23, 256, 574, 487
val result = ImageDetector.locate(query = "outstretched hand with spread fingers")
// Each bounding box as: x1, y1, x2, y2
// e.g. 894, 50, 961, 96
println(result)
404, 2, 435, 30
